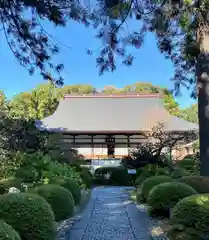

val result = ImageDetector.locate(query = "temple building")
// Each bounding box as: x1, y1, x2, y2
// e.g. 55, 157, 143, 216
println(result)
36, 94, 198, 160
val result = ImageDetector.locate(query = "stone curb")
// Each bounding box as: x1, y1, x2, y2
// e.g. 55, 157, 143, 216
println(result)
56, 189, 92, 240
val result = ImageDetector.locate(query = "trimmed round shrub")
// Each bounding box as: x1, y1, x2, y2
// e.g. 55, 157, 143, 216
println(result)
141, 175, 174, 201
0, 178, 23, 194
0, 193, 55, 240
135, 166, 169, 186
171, 167, 190, 179
0, 220, 21, 240
179, 176, 209, 193
94, 166, 129, 185
51, 178, 81, 205
171, 194, 209, 237
148, 182, 197, 217
34, 184, 75, 221
111, 167, 129, 185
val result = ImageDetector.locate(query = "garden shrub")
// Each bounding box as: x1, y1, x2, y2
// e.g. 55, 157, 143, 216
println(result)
0, 220, 21, 240
141, 175, 174, 201
176, 154, 200, 174
136, 188, 146, 203
0, 178, 23, 194
51, 178, 81, 205
171, 194, 209, 237
148, 182, 197, 217
135, 165, 169, 186
0, 193, 55, 240
179, 176, 209, 193
111, 167, 129, 185
80, 168, 93, 189
171, 167, 190, 179
34, 184, 75, 221
94, 166, 129, 185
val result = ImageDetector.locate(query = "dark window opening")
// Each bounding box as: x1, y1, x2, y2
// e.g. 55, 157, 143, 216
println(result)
107, 144, 115, 158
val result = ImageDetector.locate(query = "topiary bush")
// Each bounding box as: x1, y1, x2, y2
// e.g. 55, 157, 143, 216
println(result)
0, 220, 21, 240
51, 178, 81, 205
171, 194, 209, 238
135, 165, 169, 186
0, 178, 23, 194
34, 184, 75, 221
94, 166, 129, 185
176, 154, 200, 174
148, 182, 197, 217
0, 193, 55, 240
179, 176, 209, 193
141, 175, 174, 201
171, 167, 190, 179
111, 167, 129, 185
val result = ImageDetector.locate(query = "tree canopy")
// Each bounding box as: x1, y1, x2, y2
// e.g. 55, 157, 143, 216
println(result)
0, 82, 195, 121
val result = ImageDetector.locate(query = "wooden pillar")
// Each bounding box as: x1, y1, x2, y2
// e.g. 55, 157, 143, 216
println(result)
127, 135, 131, 155
91, 135, 94, 160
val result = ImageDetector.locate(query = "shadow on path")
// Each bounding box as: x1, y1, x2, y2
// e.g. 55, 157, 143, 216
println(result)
67, 186, 155, 240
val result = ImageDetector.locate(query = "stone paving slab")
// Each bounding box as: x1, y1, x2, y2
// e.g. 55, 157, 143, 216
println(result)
67, 186, 155, 240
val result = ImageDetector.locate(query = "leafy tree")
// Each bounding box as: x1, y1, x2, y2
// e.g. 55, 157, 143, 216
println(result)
9, 92, 33, 119
9, 83, 60, 120
0, 0, 91, 85
179, 104, 198, 123
94, 0, 207, 175
124, 123, 196, 170
61, 84, 97, 95
102, 85, 122, 94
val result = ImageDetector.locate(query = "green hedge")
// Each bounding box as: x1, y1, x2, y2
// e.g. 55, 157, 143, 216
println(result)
171, 167, 190, 179
179, 176, 209, 193
51, 178, 81, 205
0, 193, 55, 240
0, 220, 21, 240
0, 178, 23, 194
135, 166, 169, 186
148, 182, 197, 217
34, 184, 75, 221
80, 168, 92, 189
94, 167, 129, 185
141, 175, 174, 201
171, 194, 209, 238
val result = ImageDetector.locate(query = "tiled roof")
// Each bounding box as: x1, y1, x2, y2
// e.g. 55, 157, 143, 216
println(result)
36, 94, 198, 133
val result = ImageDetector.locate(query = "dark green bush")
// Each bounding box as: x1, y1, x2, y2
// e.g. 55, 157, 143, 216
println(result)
141, 175, 174, 201
0, 193, 55, 240
136, 188, 146, 203
80, 168, 92, 189
0, 220, 21, 240
171, 167, 190, 179
51, 178, 81, 205
135, 165, 169, 186
179, 176, 209, 193
171, 194, 209, 237
111, 167, 129, 185
148, 182, 197, 217
94, 166, 129, 185
34, 184, 75, 221
176, 154, 200, 174
0, 178, 23, 194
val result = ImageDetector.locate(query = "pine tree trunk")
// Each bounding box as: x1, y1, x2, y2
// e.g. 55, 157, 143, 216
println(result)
197, 29, 209, 176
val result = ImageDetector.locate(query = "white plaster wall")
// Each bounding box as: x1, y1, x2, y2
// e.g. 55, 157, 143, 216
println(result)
114, 147, 128, 156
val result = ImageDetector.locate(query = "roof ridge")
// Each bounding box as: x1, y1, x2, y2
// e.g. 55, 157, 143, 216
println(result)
64, 93, 163, 98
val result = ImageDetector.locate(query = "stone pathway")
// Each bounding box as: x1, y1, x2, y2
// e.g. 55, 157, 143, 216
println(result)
67, 186, 155, 240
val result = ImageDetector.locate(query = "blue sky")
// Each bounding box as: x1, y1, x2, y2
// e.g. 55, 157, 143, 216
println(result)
0, 20, 196, 108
